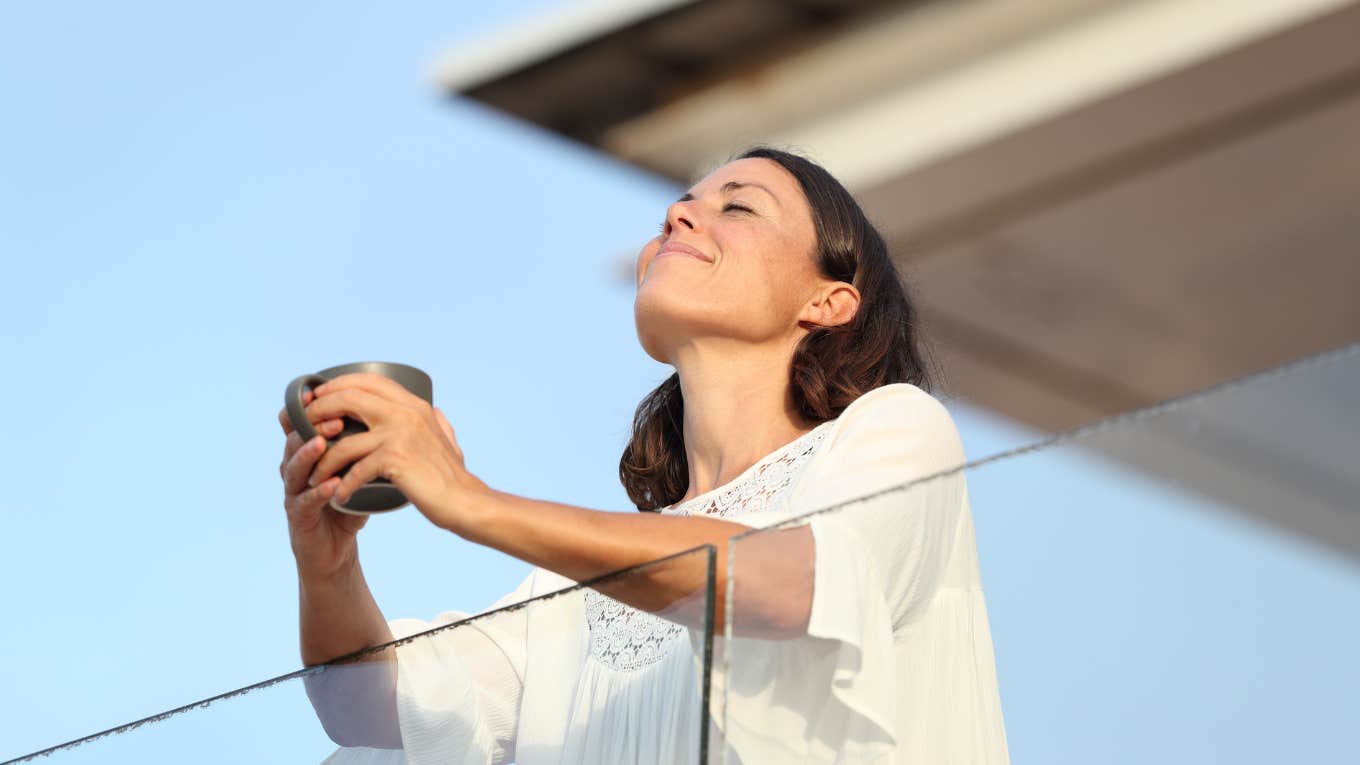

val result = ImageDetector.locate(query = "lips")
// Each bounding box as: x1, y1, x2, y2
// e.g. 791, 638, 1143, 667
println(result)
655, 241, 713, 263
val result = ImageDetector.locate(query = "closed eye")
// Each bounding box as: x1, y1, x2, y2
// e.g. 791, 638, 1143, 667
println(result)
657, 202, 754, 233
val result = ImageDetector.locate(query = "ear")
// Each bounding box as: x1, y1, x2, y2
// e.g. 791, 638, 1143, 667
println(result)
799, 281, 860, 330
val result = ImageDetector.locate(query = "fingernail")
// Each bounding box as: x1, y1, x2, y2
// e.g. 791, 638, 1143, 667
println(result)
308, 473, 318, 487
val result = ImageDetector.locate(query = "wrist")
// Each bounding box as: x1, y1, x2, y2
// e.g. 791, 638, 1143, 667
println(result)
296, 551, 362, 592
438, 479, 504, 539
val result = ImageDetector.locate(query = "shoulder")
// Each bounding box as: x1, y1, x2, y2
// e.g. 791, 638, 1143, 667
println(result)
788, 383, 967, 513
820, 383, 966, 477
839, 382, 951, 424
836, 384, 962, 451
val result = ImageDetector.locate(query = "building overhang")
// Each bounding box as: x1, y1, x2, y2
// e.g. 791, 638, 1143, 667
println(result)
431, 0, 1360, 558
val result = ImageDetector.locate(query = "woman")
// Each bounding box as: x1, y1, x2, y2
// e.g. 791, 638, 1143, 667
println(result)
281, 147, 1009, 764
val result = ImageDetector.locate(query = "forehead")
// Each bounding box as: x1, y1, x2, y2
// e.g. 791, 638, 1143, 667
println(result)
688, 157, 803, 204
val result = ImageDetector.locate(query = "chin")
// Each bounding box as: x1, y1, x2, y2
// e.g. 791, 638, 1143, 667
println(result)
633, 285, 713, 365
634, 292, 678, 364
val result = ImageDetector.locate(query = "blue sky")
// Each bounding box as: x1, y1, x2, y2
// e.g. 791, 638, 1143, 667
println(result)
1, 1, 1356, 762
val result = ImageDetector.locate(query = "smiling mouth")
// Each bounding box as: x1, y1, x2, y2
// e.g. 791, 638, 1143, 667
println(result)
655, 242, 712, 263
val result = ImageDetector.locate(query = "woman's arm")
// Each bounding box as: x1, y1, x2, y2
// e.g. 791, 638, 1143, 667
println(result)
300, 558, 402, 749
278, 397, 401, 747
456, 489, 815, 635
300, 372, 815, 635
299, 552, 395, 667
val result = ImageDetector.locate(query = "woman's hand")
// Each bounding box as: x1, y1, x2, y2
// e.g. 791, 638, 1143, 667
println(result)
279, 389, 369, 582
300, 373, 490, 534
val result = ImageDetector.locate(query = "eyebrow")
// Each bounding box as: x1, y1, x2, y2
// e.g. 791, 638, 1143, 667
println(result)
677, 180, 780, 206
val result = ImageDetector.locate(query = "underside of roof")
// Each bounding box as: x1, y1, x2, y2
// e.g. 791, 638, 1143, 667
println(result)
432, 0, 1360, 559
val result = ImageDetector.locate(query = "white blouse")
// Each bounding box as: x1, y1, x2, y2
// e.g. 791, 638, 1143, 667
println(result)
321, 383, 1010, 764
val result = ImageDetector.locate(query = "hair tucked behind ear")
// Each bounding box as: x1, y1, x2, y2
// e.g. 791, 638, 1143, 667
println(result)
619, 145, 936, 511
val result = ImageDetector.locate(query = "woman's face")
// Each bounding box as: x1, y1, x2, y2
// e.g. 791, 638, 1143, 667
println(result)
634, 157, 827, 364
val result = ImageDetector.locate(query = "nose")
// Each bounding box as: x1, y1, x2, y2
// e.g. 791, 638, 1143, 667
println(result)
662, 200, 697, 236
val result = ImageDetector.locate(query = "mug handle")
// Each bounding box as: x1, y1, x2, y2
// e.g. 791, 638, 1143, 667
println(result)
284, 374, 329, 443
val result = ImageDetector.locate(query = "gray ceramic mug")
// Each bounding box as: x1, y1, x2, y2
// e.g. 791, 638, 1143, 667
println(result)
284, 361, 433, 515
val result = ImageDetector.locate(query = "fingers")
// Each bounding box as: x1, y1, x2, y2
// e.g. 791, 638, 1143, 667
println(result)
283, 434, 328, 496
334, 450, 388, 507
314, 373, 418, 405
281, 419, 345, 495
277, 388, 316, 434
279, 419, 345, 478
285, 475, 341, 526
308, 431, 381, 488
280, 430, 304, 479
304, 387, 389, 429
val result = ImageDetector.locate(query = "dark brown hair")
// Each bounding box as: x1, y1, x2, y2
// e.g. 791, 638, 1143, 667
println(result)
618, 145, 935, 511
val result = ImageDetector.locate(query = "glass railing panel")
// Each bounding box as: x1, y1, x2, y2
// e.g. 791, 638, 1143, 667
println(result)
715, 470, 983, 765
721, 343, 1360, 764
4, 544, 717, 764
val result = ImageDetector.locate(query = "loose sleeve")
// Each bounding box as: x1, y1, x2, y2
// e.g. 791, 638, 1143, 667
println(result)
323, 572, 533, 765
721, 383, 969, 763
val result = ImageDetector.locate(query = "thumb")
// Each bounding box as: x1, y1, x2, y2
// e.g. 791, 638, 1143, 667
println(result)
333, 509, 370, 536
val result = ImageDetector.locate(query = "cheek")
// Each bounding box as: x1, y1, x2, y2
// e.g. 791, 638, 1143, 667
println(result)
748, 242, 809, 306
707, 259, 786, 331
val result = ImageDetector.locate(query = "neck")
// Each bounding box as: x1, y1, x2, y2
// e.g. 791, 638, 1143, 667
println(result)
671, 339, 817, 503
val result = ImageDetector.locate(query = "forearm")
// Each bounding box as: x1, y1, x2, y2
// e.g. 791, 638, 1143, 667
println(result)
298, 554, 395, 667
453, 489, 812, 635
298, 554, 403, 748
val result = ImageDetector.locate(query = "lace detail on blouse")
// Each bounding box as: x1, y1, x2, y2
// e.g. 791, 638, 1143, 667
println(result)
664, 425, 830, 520
583, 591, 684, 672
584, 424, 832, 672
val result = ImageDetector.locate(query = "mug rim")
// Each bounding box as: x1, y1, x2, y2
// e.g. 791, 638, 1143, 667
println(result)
316, 360, 431, 383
